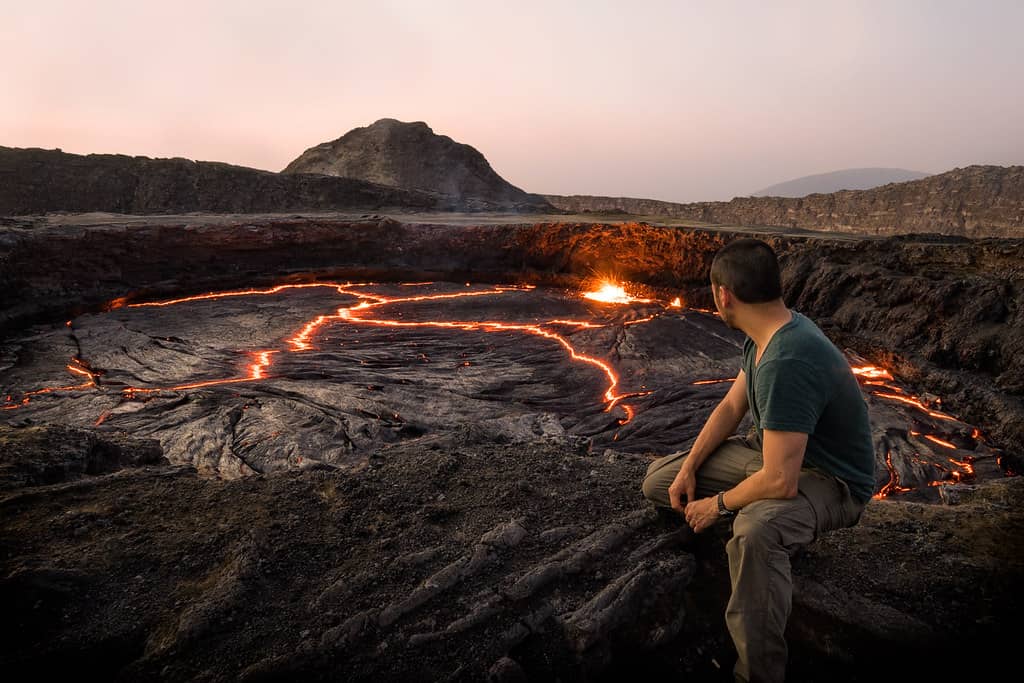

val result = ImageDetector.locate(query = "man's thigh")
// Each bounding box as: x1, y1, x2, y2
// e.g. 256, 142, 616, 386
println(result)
797, 468, 865, 536
643, 436, 763, 506
735, 468, 862, 552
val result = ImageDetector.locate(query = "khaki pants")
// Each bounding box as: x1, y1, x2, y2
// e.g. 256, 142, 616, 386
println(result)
641, 432, 865, 683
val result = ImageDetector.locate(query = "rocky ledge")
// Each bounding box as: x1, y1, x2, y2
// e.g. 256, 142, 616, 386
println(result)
1, 424, 1021, 681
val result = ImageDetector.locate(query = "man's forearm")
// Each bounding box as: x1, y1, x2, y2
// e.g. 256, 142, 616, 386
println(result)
685, 401, 745, 472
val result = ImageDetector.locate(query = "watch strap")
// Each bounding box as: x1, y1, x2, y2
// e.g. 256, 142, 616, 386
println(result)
717, 491, 735, 516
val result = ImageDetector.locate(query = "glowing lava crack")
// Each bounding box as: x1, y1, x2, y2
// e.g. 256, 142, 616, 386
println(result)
0, 280, 1007, 495
5, 282, 653, 426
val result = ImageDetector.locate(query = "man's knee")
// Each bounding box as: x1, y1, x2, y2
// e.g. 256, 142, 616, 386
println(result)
641, 471, 669, 507
641, 450, 688, 507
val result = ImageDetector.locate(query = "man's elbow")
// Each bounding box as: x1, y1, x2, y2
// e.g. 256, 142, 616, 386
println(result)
767, 473, 799, 499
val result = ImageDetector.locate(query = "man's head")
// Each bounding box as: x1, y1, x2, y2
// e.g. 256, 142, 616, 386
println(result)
709, 238, 783, 325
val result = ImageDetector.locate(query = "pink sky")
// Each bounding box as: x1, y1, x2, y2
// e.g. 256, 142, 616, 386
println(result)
4, 0, 1023, 201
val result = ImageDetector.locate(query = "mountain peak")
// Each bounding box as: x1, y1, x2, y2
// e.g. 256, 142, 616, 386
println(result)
282, 119, 537, 206
752, 167, 931, 198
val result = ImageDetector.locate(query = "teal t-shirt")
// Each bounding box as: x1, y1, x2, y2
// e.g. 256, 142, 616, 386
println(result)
742, 311, 876, 503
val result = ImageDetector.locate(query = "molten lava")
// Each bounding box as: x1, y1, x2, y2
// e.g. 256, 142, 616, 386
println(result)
3, 282, 654, 427
2, 284, 1005, 496
875, 449, 913, 499
582, 282, 653, 305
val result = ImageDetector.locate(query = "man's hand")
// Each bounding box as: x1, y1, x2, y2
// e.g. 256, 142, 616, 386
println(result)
684, 496, 719, 533
668, 463, 697, 514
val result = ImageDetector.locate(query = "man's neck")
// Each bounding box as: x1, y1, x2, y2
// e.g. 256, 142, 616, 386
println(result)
738, 301, 793, 352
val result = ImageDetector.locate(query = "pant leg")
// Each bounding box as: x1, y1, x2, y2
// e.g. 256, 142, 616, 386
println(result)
726, 465, 866, 683
641, 435, 764, 508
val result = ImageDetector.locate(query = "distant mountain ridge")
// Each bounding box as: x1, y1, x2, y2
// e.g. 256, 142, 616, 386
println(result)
283, 118, 544, 208
0, 146, 470, 215
545, 165, 1024, 239
0, 128, 554, 215
752, 167, 931, 197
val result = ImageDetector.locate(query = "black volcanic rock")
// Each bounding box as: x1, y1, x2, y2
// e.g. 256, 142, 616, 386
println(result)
0, 418, 1020, 682
282, 118, 547, 208
546, 165, 1024, 238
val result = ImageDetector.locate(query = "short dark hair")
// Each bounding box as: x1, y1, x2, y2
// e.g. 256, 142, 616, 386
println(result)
710, 238, 783, 303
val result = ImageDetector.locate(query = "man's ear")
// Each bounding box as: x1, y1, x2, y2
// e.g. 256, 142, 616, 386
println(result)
717, 284, 733, 308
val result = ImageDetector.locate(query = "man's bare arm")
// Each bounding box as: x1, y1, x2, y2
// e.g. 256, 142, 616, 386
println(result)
720, 429, 806, 509
668, 369, 749, 512
683, 429, 807, 531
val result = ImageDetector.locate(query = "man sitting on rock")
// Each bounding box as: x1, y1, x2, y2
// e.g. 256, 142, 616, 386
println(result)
641, 237, 875, 683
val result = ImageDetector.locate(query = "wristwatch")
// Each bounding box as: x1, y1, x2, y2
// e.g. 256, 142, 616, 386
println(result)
717, 491, 735, 517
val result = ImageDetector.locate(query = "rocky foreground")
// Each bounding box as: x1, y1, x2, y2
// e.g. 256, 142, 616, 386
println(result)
2, 425, 1022, 682
1, 214, 1022, 680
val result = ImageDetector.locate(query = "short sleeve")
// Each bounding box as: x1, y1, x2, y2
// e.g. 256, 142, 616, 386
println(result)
754, 358, 829, 433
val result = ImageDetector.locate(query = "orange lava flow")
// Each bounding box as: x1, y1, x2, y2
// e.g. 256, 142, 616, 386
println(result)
870, 391, 958, 421
124, 349, 277, 396
339, 308, 640, 422
874, 449, 913, 499
692, 378, 735, 385
850, 363, 965, 423
249, 351, 277, 380
923, 434, 957, 450
119, 283, 359, 309
6, 282, 647, 426
852, 365, 894, 381
285, 285, 527, 352
2, 357, 98, 409
547, 320, 604, 328
119, 282, 636, 418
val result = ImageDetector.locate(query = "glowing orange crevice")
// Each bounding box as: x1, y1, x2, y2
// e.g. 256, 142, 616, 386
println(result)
6, 281, 647, 426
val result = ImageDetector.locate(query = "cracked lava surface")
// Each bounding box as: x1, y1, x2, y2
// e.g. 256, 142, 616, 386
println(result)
0, 280, 1006, 498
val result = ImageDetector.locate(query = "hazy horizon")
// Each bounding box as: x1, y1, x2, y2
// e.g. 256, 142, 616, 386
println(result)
4, 0, 1023, 202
